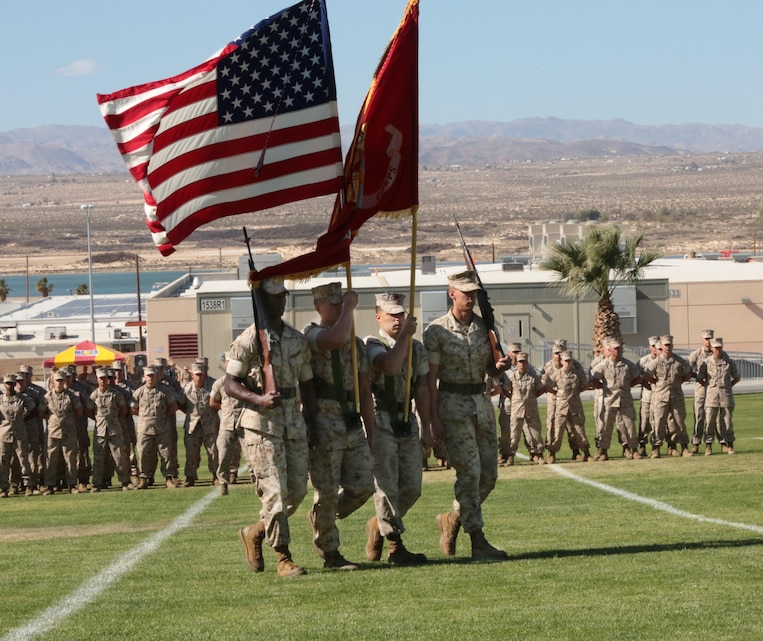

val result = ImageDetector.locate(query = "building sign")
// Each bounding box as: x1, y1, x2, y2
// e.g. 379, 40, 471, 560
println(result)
200, 298, 226, 312
668, 289, 681, 299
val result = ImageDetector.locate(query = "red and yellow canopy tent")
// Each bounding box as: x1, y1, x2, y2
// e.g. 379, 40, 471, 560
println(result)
42, 340, 126, 370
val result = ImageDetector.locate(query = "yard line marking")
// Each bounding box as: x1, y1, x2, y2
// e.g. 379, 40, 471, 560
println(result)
2, 489, 218, 641
548, 463, 763, 535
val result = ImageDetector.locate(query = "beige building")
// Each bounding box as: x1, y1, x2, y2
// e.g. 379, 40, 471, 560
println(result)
146, 259, 670, 371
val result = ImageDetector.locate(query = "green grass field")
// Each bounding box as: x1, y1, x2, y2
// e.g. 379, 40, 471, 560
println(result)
2, 395, 762, 641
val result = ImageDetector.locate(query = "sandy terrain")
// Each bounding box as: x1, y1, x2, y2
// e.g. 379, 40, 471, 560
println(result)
2, 150, 763, 276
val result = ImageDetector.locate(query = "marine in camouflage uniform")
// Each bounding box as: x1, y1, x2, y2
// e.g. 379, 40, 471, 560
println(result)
425, 271, 511, 560
697, 337, 740, 455
303, 282, 375, 571
497, 342, 522, 466
66, 366, 93, 490
364, 292, 430, 565
590, 338, 642, 460
89, 368, 132, 491
43, 370, 82, 494
112, 362, 139, 479
182, 363, 219, 486
131, 366, 180, 488
14, 366, 46, 493
544, 351, 592, 462
688, 329, 714, 453
153, 358, 185, 487
505, 353, 547, 464
211, 364, 250, 494
637, 337, 661, 457
228, 278, 317, 577
642, 334, 693, 458
0, 374, 35, 497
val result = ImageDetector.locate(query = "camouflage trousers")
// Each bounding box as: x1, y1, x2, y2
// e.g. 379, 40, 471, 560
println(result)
508, 413, 544, 458
705, 406, 735, 445
638, 398, 652, 447
216, 426, 247, 485
307, 418, 374, 555
76, 420, 92, 485
599, 403, 638, 450
243, 429, 308, 548
184, 429, 218, 481
1, 432, 31, 491
137, 430, 177, 479
692, 385, 708, 445
45, 434, 78, 488
440, 392, 498, 535
93, 432, 131, 486
550, 402, 590, 452
372, 424, 422, 538
651, 397, 690, 447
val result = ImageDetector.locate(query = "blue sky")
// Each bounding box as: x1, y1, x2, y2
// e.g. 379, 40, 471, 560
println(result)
2, 0, 763, 131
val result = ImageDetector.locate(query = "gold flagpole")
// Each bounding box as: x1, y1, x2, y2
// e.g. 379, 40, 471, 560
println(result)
344, 262, 361, 412
403, 206, 419, 421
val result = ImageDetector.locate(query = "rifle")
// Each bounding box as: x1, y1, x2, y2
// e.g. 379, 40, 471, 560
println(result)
242, 228, 277, 396
452, 214, 505, 361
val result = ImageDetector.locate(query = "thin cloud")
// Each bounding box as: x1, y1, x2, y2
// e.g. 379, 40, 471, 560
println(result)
56, 59, 102, 77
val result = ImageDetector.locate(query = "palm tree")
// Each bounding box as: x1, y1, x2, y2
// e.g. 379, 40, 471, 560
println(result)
0, 279, 10, 302
539, 224, 661, 355
36, 277, 53, 298
76, 283, 89, 295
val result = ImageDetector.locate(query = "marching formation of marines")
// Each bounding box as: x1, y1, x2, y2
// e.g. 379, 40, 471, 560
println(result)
0, 272, 743, 578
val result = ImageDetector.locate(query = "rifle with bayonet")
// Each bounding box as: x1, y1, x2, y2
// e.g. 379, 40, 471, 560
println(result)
242, 227, 277, 395
452, 214, 505, 361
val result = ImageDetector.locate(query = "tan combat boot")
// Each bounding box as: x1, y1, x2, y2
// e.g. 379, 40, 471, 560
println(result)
387, 536, 427, 565
275, 546, 306, 577
727, 442, 736, 454
323, 550, 360, 570
436, 511, 461, 556
238, 520, 266, 572
704, 444, 712, 456
470, 530, 508, 561
650, 447, 661, 459
365, 517, 383, 561
681, 445, 693, 457
593, 448, 608, 461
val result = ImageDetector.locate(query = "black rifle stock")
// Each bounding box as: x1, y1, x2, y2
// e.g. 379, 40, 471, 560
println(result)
452, 214, 505, 360
243, 227, 277, 395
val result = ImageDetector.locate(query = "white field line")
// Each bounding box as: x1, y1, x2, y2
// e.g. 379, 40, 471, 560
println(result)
547, 462, 763, 535
2, 489, 219, 641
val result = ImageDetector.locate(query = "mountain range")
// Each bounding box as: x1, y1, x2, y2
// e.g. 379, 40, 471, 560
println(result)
3, 118, 763, 175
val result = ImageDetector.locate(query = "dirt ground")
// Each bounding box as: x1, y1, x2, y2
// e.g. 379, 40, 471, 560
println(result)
2, 150, 763, 275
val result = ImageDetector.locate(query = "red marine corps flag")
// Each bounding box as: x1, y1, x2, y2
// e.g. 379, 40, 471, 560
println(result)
97, 0, 343, 256
251, 0, 419, 282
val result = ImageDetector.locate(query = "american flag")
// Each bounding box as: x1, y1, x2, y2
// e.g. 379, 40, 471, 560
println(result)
97, 0, 342, 256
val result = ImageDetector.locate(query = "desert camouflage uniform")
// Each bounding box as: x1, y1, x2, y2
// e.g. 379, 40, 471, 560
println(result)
90, 386, 130, 487
182, 377, 219, 482
688, 346, 713, 446
366, 330, 428, 538
131, 384, 178, 480
0, 392, 35, 492
638, 353, 657, 449
19, 382, 46, 490
228, 322, 312, 548
545, 365, 590, 453
159, 378, 184, 480
698, 353, 740, 446
423, 311, 497, 535
44, 387, 81, 489
114, 377, 138, 477
590, 357, 641, 451
505, 366, 545, 459
69, 377, 94, 486
212, 377, 248, 486
643, 354, 692, 448
304, 324, 374, 554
